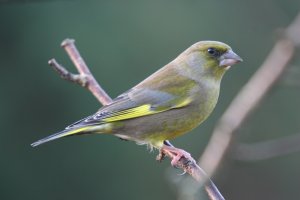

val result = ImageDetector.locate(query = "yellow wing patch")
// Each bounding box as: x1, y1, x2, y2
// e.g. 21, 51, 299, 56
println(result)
173, 98, 192, 108
103, 104, 157, 122
102, 98, 192, 123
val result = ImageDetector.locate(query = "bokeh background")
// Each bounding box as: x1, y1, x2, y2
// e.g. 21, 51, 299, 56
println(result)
1, 1, 300, 199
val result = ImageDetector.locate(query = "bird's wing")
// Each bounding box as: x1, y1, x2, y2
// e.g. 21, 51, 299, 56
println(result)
66, 88, 192, 129
66, 66, 199, 129
31, 87, 193, 147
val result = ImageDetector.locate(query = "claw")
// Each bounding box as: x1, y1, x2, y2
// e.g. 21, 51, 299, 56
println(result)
160, 144, 194, 167
178, 170, 187, 176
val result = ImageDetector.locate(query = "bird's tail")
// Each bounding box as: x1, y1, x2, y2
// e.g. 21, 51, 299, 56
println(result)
31, 126, 92, 147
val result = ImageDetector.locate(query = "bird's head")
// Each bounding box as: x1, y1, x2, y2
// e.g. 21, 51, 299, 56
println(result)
181, 41, 242, 80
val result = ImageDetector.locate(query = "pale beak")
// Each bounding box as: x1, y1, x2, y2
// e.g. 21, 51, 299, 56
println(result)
219, 50, 243, 67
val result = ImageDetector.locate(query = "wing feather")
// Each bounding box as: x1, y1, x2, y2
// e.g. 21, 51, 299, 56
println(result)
65, 88, 192, 129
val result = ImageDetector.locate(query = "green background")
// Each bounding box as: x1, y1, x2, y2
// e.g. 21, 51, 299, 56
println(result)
1, 0, 300, 199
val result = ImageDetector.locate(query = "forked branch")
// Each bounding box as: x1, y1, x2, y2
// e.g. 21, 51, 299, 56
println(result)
50, 39, 112, 105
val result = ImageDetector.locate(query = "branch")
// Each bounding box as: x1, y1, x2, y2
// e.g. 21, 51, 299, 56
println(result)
232, 133, 300, 161
160, 141, 225, 200
50, 39, 224, 200
50, 38, 112, 105
48, 59, 88, 87
199, 13, 300, 177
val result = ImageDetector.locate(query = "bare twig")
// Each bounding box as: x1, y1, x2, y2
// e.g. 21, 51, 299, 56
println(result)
232, 133, 300, 161
160, 141, 225, 200
199, 13, 300, 177
49, 59, 88, 87
59, 38, 112, 105
50, 39, 224, 200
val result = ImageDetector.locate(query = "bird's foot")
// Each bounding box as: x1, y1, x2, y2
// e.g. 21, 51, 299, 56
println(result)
156, 140, 173, 162
160, 144, 194, 167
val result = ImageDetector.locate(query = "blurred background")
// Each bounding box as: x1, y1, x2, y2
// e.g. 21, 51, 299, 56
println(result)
1, 0, 300, 199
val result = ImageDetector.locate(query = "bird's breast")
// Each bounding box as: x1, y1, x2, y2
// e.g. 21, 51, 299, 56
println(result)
187, 80, 220, 127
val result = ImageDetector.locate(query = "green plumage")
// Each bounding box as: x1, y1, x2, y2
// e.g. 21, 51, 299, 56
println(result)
31, 41, 242, 149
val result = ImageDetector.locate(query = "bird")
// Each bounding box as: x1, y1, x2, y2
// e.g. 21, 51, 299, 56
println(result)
31, 41, 242, 165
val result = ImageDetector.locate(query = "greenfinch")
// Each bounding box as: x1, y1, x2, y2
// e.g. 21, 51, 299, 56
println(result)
32, 41, 242, 163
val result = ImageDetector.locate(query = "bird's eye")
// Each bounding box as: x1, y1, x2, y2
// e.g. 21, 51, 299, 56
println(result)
207, 48, 220, 57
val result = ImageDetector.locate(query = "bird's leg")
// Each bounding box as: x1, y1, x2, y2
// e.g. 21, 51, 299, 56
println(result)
163, 140, 174, 147
159, 140, 195, 167
156, 140, 172, 162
